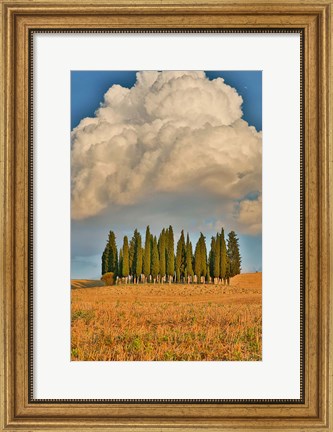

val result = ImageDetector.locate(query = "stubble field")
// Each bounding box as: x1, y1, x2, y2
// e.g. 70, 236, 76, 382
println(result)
71, 273, 262, 361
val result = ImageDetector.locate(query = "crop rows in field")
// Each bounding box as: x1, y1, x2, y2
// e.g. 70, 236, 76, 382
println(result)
71, 279, 262, 361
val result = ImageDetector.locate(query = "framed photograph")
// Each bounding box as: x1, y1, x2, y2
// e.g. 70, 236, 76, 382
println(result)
1, 0, 332, 430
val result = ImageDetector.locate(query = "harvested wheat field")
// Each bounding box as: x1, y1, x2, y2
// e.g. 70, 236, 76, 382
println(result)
71, 279, 106, 290
71, 272, 262, 361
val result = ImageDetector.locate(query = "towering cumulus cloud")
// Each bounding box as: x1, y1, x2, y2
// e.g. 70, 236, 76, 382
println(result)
71, 71, 262, 234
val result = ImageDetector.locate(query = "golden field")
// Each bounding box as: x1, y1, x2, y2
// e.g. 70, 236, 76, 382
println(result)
71, 273, 262, 361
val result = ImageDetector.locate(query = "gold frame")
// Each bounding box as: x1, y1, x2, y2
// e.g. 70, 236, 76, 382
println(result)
1, 1, 332, 430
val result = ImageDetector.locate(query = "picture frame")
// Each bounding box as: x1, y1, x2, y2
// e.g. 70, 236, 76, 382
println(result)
0, 0, 332, 430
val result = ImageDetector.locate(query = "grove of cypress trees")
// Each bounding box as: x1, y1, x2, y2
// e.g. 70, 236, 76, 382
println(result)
101, 226, 242, 285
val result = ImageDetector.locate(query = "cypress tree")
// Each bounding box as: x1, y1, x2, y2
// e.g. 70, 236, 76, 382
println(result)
107, 231, 118, 276
205, 262, 210, 280
151, 236, 159, 280
159, 229, 166, 277
101, 244, 109, 275
175, 230, 186, 282
129, 234, 135, 276
122, 236, 129, 277
185, 233, 194, 279
142, 249, 145, 275
143, 226, 151, 277
166, 225, 175, 279
133, 229, 143, 278
176, 232, 181, 282
214, 233, 220, 279
142, 247, 145, 274
200, 233, 208, 281
118, 248, 123, 278
143, 225, 151, 277
194, 233, 207, 281
164, 227, 169, 252
194, 236, 202, 280
220, 228, 227, 281
227, 230, 242, 277
149, 233, 154, 272
208, 237, 215, 279
225, 255, 231, 284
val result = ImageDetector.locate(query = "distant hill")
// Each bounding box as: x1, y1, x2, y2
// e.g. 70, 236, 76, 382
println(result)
71, 279, 105, 289
230, 272, 262, 289
71, 273, 262, 290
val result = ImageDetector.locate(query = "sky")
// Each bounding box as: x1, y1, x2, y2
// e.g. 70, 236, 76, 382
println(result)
71, 70, 262, 279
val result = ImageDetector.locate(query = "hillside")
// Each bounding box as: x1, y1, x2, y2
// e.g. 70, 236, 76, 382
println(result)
71, 272, 262, 290
71, 279, 105, 290
230, 272, 262, 289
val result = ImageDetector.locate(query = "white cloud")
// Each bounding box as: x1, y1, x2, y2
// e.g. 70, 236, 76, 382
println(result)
235, 195, 262, 235
71, 71, 261, 235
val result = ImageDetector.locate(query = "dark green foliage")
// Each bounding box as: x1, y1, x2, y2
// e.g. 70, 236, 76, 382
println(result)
225, 254, 231, 284
143, 226, 151, 277
142, 247, 145, 274
208, 237, 215, 279
185, 233, 194, 278
107, 231, 118, 276
206, 260, 212, 282
206, 228, 233, 283
151, 236, 159, 279
118, 248, 123, 277
164, 227, 169, 255
122, 236, 129, 277
175, 230, 186, 282
101, 244, 109, 276
133, 229, 143, 277
220, 228, 227, 280
227, 230, 241, 277
201, 234, 208, 280
194, 233, 207, 281
159, 229, 166, 276
214, 233, 220, 278
194, 238, 201, 280
205, 260, 209, 280
101, 226, 242, 284
200, 234, 207, 276
129, 235, 135, 275
166, 225, 175, 278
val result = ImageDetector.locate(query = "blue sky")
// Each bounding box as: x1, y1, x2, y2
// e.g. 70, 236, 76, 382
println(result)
71, 70, 262, 131
71, 71, 262, 279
